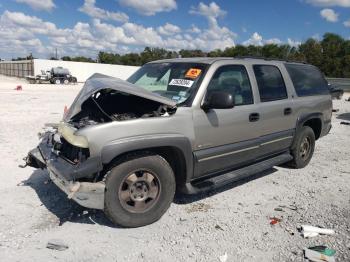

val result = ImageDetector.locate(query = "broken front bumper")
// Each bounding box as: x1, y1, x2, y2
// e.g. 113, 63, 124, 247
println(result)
27, 133, 105, 210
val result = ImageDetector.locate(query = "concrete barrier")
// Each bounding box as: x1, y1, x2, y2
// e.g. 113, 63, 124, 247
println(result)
327, 78, 350, 92
33, 59, 140, 82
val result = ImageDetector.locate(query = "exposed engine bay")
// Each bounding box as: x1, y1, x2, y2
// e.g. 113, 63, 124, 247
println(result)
69, 89, 176, 129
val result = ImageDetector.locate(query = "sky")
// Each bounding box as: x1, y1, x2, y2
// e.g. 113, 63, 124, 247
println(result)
0, 0, 349, 59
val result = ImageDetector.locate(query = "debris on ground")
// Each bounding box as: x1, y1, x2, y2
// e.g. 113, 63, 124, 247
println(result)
274, 207, 284, 212
304, 246, 336, 262
340, 121, 350, 125
301, 225, 335, 238
215, 224, 224, 231
332, 109, 339, 112
15, 85, 22, 91
46, 239, 69, 251
284, 226, 295, 236
219, 252, 228, 262
270, 217, 282, 225
185, 203, 212, 213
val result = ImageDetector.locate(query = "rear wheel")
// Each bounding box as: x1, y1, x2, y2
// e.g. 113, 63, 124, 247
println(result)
104, 154, 175, 227
63, 79, 69, 85
287, 126, 315, 168
54, 78, 61, 85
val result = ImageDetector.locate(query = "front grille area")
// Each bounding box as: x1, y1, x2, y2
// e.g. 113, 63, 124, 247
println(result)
54, 137, 90, 164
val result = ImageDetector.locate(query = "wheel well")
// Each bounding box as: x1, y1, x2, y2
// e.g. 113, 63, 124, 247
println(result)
103, 147, 187, 186
303, 118, 322, 139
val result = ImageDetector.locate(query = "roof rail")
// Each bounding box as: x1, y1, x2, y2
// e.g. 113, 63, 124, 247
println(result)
233, 56, 308, 64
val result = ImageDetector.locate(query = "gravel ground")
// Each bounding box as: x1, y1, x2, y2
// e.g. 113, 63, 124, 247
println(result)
0, 75, 349, 262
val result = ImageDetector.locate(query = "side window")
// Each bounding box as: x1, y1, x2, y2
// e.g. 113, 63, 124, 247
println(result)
253, 65, 288, 102
207, 65, 253, 106
285, 64, 329, 97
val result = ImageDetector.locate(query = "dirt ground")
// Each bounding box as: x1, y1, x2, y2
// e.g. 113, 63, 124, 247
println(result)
0, 75, 349, 262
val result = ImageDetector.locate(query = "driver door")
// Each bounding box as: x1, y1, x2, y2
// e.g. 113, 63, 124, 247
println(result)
193, 65, 260, 177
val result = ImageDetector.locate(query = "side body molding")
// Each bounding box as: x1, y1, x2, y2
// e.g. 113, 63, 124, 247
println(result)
101, 134, 194, 182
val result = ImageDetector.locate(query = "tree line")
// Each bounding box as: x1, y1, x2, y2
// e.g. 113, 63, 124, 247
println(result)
97, 33, 350, 78
10, 33, 350, 78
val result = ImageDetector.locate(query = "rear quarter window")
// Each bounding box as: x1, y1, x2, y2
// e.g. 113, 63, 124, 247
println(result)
285, 64, 330, 97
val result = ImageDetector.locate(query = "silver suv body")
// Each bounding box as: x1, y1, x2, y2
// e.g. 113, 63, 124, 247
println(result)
26, 58, 332, 227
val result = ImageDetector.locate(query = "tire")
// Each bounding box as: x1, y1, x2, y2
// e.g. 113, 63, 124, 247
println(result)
104, 154, 176, 227
63, 79, 69, 85
287, 126, 315, 168
54, 78, 61, 85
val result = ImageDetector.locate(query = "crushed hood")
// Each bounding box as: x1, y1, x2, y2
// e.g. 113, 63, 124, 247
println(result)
64, 73, 177, 120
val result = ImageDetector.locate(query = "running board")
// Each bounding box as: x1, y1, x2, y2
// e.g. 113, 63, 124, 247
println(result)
180, 153, 293, 195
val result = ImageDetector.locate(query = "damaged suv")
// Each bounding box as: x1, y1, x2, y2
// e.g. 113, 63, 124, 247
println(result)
26, 58, 332, 227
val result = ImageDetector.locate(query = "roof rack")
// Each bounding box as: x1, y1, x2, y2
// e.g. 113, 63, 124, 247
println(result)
233, 56, 308, 64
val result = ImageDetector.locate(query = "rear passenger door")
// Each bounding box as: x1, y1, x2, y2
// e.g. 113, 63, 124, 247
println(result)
252, 64, 295, 158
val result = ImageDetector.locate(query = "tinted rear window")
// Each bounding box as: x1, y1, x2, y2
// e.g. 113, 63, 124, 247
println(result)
285, 64, 329, 97
253, 65, 288, 102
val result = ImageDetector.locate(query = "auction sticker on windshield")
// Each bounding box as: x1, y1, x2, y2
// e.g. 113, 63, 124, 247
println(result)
185, 68, 202, 79
169, 79, 194, 88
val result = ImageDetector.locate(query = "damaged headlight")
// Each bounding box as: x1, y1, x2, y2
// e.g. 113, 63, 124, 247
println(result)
58, 122, 89, 148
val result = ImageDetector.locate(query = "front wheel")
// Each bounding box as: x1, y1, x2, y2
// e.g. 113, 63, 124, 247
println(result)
287, 126, 315, 168
104, 154, 175, 227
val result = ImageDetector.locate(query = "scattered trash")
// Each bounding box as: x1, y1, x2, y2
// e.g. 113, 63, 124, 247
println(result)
309, 246, 336, 257
340, 121, 350, 125
186, 203, 212, 213
270, 217, 282, 225
219, 252, 228, 262
284, 226, 295, 236
215, 224, 224, 231
83, 210, 89, 215
301, 225, 335, 238
46, 239, 69, 251
278, 204, 298, 211
304, 246, 336, 262
332, 109, 339, 112
15, 85, 22, 91
274, 207, 284, 212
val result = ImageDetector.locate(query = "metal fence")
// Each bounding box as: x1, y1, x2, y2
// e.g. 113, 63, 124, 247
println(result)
0, 60, 34, 78
326, 78, 350, 92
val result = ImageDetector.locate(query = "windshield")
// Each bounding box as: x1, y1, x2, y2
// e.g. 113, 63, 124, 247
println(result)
127, 62, 208, 104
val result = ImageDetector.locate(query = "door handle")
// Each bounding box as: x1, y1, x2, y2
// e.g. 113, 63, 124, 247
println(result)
249, 113, 260, 122
284, 107, 292, 115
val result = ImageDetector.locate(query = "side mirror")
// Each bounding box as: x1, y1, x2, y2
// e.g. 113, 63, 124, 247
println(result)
202, 90, 235, 110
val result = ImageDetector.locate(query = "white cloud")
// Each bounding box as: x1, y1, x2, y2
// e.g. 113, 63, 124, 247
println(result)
243, 32, 264, 46
265, 38, 283, 45
243, 32, 297, 46
1, 10, 67, 37
157, 23, 181, 35
306, 0, 350, 7
189, 2, 236, 50
119, 0, 177, 16
320, 8, 339, 22
344, 19, 350, 27
0, 2, 237, 58
79, 0, 129, 23
15, 0, 55, 12
190, 2, 226, 18
287, 38, 302, 47
187, 24, 201, 34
